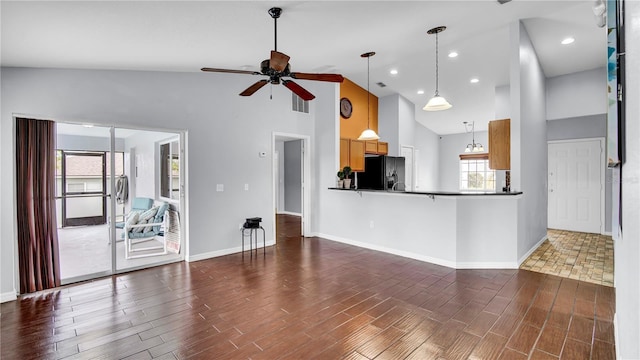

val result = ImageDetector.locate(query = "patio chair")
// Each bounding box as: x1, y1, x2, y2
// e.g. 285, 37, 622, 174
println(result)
123, 202, 170, 259
115, 197, 154, 229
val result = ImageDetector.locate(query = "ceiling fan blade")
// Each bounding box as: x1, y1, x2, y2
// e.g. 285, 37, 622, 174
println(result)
289, 72, 344, 83
282, 80, 315, 101
240, 80, 269, 96
270, 51, 290, 72
201, 67, 259, 75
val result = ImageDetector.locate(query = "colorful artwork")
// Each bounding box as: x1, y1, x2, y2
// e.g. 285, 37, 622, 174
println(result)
606, 0, 620, 167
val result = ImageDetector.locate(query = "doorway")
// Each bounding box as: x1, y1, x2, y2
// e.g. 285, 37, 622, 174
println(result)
273, 133, 310, 242
548, 138, 605, 234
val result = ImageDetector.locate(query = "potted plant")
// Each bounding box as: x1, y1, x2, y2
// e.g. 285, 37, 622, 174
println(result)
336, 170, 345, 189
342, 166, 352, 189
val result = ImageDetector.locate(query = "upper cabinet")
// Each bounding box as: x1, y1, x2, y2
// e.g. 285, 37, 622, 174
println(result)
340, 138, 365, 172
364, 141, 388, 155
488, 118, 510, 170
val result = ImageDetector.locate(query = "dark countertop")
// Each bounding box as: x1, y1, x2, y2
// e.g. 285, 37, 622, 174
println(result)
328, 188, 523, 196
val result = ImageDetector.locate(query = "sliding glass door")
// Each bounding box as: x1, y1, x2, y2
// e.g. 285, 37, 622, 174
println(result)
56, 124, 113, 283
55, 123, 185, 284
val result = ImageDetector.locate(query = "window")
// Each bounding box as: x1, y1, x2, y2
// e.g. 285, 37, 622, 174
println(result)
459, 155, 495, 191
160, 138, 180, 201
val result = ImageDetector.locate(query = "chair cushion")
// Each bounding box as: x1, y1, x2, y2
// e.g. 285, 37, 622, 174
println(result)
138, 206, 158, 233
139, 206, 158, 222
125, 212, 139, 230
128, 231, 160, 239
152, 202, 170, 233
131, 197, 154, 211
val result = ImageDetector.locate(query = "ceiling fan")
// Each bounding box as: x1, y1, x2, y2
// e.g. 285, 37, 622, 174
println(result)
201, 7, 344, 101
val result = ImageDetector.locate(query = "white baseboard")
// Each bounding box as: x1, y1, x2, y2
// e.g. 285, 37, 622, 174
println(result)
187, 240, 276, 262
1, 291, 17, 303
518, 234, 548, 266
602, 231, 612, 236
316, 233, 458, 269
276, 211, 301, 217
456, 261, 519, 269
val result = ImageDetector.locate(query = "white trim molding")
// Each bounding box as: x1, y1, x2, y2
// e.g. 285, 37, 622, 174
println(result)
187, 240, 276, 262
518, 234, 548, 266
1, 291, 17, 303
277, 211, 301, 217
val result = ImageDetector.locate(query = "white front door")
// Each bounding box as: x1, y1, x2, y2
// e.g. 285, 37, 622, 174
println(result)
548, 139, 603, 233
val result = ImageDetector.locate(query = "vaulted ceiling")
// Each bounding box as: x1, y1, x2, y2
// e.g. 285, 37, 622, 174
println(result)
1, 1, 606, 134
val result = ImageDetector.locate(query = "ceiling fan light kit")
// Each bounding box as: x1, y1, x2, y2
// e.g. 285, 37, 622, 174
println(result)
357, 52, 380, 141
201, 7, 344, 101
423, 26, 452, 112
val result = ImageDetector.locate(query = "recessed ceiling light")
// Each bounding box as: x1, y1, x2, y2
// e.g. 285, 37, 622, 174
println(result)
82, 124, 94, 128
448, 51, 458, 58
417, 90, 425, 95
390, 69, 398, 75
470, 78, 479, 83
561, 37, 575, 45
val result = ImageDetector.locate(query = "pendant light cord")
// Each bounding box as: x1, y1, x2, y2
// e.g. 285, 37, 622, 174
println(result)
434, 31, 439, 96
367, 55, 370, 129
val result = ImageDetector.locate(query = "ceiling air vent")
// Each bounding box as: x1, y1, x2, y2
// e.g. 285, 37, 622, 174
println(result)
376, 82, 387, 88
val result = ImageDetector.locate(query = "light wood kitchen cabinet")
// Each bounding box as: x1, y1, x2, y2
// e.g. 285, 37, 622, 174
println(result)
365, 141, 378, 154
364, 141, 389, 155
377, 142, 388, 155
340, 138, 365, 172
488, 118, 510, 170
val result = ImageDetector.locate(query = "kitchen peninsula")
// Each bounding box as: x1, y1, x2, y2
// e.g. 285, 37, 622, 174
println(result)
322, 188, 528, 270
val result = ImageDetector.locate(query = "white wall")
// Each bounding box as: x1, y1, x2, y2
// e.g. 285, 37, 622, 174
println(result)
398, 94, 416, 151
511, 21, 548, 260
379, 94, 400, 156
58, 133, 125, 152
315, 191, 521, 269
1, 67, 332, 298
615, 1, 640, 357
413, 124, 439, 191
546, 67, 607, 121
495, 85, 511, 119
380, 93, 437, 191
438, 131, 489, 192
124, 130, 178, 203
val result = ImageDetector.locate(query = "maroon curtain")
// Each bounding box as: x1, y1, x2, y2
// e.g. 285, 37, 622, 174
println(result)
15, 118, 61, 293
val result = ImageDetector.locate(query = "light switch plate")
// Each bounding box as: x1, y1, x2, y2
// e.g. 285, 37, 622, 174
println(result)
244, 184, 249, 191
216, 184, 224, 192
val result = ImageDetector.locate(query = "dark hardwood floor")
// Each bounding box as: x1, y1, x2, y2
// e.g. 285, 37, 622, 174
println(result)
1, 214, 616, 359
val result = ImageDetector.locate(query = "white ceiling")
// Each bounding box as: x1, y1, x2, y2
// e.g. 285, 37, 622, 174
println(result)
0, 1, 606, 135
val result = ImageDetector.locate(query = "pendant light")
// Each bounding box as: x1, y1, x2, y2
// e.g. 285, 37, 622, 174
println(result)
423, 26, 452, 111
464, 121, 484, 153
357, 52, 380, 141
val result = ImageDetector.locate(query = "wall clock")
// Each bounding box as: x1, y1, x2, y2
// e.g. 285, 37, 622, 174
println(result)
340, 97, 353, 119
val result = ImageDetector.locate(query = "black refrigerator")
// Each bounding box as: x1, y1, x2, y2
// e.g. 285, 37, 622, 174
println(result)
358, 155, 405, 191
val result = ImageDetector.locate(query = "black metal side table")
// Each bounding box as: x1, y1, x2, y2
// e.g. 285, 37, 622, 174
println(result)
241, 217, 265, 254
